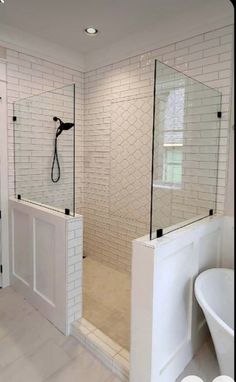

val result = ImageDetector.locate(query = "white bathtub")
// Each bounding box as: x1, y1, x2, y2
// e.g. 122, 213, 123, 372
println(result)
195, 268, 234, 379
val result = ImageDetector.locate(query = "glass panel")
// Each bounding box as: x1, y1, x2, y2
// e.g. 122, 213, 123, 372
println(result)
150, 60, 221, 240
13, 84, 75, 215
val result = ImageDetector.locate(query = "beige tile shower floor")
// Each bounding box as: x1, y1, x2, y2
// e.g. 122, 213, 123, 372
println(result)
83, 257, 131, 351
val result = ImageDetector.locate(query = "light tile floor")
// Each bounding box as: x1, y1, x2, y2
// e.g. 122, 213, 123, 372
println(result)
83, 257, 131, 350
0, 284, 220, 382
0, 287, 121, 382
177, 338, 220, 382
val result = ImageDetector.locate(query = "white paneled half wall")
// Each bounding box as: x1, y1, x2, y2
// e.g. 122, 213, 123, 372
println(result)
9, 198, 83, 335
130, 215, 226, 382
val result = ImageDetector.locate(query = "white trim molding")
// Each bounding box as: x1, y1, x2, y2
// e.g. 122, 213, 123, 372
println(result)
0, 23, 85, 72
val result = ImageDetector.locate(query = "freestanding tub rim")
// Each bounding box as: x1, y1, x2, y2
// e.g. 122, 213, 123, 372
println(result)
195, 268, 234, 338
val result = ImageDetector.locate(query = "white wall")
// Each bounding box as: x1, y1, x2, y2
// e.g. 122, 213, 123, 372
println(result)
9, 198, 83, 334
224, 125, 234, 216
0, 59, 10, 287
221, 216, 234, 269
224, 49, 234, 217
222, 40, 234, 268
130, 215, 223, 382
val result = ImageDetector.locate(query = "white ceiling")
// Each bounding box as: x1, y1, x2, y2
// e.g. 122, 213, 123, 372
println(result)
0, 0, 233, 70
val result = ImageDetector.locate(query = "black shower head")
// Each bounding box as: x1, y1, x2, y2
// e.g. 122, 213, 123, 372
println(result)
53, 116, 74, 137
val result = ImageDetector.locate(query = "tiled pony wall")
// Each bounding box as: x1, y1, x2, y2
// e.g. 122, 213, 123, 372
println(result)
4, 24, 234, 273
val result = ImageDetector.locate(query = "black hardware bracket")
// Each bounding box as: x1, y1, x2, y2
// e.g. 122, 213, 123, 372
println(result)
217, 111, 222, 119
65, 208, 70, 215
156, 228, 163, 238
13, 116, 17, 122
209, 209, 214, 216
17, 194, 21, 200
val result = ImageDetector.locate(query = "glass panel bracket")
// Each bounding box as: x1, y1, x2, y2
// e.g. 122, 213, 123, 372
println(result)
156, 228, 163, 238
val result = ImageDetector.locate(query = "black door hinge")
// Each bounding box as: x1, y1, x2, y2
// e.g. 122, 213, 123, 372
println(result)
217, 111, 222, 119
13, 116, 17, 122
0, 265, 2, 274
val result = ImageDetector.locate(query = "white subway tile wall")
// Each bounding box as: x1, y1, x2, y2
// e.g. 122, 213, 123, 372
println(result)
6, 50, 84, 212
83, 25, 233, 271
6, 24, 233, 272
67, 217, 83, 332
13, 85, 76, 212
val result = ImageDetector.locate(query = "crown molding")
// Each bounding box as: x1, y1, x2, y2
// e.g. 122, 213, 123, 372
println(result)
84, 15, 234, 71
0, 14, 233, 73
0, 23, 85, 72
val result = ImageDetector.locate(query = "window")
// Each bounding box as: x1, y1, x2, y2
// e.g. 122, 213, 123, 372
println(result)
163, 147, 183, 185
162, 87, 185, 187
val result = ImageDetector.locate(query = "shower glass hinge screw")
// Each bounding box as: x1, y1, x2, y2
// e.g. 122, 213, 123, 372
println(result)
156, 228, 163, 238
209, 209, 214, 216
65, 208, 70, 215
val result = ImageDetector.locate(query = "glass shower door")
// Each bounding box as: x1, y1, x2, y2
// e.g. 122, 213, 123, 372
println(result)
13, 84, 76, 215
150, 59, 222, 239
0, 163, 2, 287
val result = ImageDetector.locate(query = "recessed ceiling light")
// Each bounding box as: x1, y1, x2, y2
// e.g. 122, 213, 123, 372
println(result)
84, 27, 98, 36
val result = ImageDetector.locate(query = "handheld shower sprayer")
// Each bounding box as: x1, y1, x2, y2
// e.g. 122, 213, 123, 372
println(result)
53, 116, 74, 137
51, 116, 74, 183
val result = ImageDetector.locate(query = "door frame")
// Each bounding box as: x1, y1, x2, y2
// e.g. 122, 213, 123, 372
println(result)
0, 59, 10, 287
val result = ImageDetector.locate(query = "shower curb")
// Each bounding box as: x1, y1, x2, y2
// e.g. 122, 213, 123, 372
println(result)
71, 318, 129, 381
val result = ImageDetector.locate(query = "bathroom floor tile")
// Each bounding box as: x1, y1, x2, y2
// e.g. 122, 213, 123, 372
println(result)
177, 338, 220, 381
0, 287, 121, 382
45, 346, 115, 382
0, 355, 43, 382
28, 339, 71, 380
61, 336, 85, 360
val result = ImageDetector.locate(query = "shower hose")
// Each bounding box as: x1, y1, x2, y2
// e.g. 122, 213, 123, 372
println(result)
51, 136, 60, 183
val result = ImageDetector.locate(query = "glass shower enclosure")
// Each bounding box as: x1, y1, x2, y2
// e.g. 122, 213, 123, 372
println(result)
150, 60, 222, 239
13, 83, 75, 216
